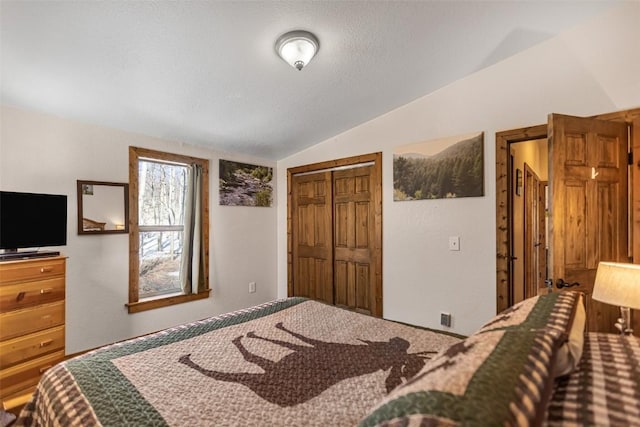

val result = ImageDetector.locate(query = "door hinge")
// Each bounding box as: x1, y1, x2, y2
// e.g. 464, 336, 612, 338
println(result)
629, 151, 634, 165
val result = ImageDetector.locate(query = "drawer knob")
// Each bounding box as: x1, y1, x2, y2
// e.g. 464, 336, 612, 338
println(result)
40, 267, 53, 273
16, 291, 26, 302
39, 365, 52, 374
40, 288, 53, 294
39, 339, 53, 348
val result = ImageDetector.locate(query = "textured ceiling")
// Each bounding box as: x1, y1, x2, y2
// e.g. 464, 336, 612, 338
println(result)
0, 1, 622, 160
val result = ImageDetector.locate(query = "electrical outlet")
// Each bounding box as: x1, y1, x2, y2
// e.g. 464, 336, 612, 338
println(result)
440, 312, 452, 327
249, 282, 256, 293
448, 236, 460, 251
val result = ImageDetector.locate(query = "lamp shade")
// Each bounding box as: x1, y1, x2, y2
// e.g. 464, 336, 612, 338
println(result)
275, 30, 319, 71
592, 262, 640, 309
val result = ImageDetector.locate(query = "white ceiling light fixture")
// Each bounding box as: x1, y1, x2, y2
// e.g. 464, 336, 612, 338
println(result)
275, 30, 319, 71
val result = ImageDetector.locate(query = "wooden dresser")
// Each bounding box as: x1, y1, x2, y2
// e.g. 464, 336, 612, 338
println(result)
0, 256, 66, 414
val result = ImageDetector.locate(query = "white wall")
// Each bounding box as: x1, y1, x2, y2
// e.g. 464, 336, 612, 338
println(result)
0, 106, 278, 353
276, 3, 640, 336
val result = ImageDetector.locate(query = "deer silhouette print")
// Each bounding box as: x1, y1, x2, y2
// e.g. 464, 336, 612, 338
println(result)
178, 322, 435, 406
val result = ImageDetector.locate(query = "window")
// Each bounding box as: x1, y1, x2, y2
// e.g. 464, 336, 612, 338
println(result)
127, 147, 210, 313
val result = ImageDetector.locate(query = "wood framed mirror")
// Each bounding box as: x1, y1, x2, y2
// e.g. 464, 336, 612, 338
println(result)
77, 180, 129, 234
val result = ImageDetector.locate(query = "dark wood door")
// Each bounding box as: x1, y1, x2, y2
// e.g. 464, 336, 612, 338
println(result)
548, 113, 629, 332
288, 152, 383, 317
523, 164, 545, 299
332, 166, 377, 315
291, 172, 334, 304
537, 180, 548, 295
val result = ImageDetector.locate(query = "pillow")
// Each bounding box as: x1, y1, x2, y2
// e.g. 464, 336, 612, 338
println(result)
476, 291, 585, 377
359, 328, 562, 427
477, 291, 581, 334
553, 297, 585, 376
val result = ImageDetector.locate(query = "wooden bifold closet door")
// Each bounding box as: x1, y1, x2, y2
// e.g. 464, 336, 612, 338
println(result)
332, 166, 376, 314
290, 171, 334, 305
288, 154, 382, 317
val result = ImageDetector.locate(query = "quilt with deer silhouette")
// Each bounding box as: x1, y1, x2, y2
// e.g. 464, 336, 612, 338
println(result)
17, 297, 461, 426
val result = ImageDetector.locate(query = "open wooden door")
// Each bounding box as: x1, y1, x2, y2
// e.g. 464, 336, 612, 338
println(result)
291, 171, 334, 304
548, 113, 629, 332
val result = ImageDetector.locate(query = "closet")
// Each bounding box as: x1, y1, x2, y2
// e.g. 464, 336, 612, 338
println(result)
287, 153, 383, 317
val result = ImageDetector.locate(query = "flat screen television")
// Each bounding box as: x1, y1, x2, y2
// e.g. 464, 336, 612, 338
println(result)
0, 191, 67, 257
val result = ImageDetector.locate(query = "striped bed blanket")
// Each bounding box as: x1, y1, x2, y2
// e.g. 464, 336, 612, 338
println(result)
16, 298, 460, 426
545, 333, 640, 426
358, 291, 640, 427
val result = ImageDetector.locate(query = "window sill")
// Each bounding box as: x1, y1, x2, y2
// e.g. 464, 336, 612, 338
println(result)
126, 289, 211, 314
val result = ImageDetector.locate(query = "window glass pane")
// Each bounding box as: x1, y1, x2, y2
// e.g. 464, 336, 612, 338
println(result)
129, 146, 209, 312
138, 160, 188, 226
139, 230, 184, 298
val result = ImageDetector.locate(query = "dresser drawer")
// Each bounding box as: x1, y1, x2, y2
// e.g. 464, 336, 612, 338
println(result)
0, 351, 64, 400
0, 258, 65, 285
0, 326, 65, 369
0, 277, 65, 312
0, 301, 64, 341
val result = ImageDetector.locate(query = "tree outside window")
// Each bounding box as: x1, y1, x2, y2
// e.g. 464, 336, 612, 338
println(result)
127, 147, 210, 313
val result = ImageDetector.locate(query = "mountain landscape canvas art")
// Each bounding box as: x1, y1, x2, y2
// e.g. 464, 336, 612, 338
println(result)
393, 132, 484, 201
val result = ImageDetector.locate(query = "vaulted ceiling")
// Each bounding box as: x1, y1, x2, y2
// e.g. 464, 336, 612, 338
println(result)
0, 1, 622, 159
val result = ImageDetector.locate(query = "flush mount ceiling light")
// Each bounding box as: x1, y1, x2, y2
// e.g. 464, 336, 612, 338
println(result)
275, 30, 319, 71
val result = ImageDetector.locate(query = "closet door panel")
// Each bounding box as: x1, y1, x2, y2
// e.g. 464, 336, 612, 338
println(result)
333, 166, 375, 315
291, 172, 333, 304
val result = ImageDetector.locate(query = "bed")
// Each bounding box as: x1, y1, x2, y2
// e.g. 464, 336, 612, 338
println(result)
16, 292, 640, 426
15, 297, 460, 426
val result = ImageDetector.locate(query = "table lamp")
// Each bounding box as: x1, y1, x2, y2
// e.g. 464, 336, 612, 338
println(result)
592, 262, 640, 335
